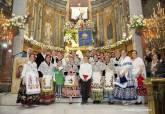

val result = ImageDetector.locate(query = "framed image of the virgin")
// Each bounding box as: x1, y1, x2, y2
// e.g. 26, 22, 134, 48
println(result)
78, 29, 93, 46
11, 56, 28, 93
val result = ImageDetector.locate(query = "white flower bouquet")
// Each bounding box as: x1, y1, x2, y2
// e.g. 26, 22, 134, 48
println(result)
128, 15, 144, 30
2, 14, 28, 29
64, 32, 72, 42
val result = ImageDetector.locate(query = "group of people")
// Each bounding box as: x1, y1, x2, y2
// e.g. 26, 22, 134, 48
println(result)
17, 47, 163, 106
145, 48, 165, 78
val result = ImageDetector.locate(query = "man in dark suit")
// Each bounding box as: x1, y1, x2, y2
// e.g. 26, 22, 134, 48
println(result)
35, 48, 47, 68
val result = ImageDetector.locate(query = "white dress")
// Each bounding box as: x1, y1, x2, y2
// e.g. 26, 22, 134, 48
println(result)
113, 56, 137, 100
38, 61, 55, 104
21, 61, 40, 95
132, 57, 146, 78
38, 61, 54, 91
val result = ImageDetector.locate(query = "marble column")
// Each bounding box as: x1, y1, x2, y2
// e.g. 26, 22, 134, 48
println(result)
88, 0, 92, 20
12, 0, 28, 56
66, 0, 70, 21
129, 0, 143, 58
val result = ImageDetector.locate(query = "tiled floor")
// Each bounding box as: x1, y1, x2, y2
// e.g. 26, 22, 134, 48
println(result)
0, 93, 150, 114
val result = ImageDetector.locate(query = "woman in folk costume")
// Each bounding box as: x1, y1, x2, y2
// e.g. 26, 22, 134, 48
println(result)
111, 50, 121, 79
79, 56, 92, 104
38, 54, 55, 104
54, 60, 64, 101
132, 50, 147, 105
91, 55, 104, 104
64, 55, 79, 76
63, 68, 80, 104
113, 50, 137, 105
16, 53, 40, 106
104, 62, 115, 104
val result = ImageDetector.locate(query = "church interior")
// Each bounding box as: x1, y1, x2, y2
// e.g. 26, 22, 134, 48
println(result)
0, 0, 165, 114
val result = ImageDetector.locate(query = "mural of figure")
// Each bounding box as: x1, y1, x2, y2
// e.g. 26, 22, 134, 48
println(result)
107, 21, 113, 40
44, 22, 52, 45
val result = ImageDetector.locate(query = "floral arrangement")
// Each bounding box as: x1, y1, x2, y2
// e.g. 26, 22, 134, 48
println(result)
64, 19, 96, 48
64, 32, 72, 42
64, 22, 79, 47
2, 14, 28, 29
128, 15, 144, 30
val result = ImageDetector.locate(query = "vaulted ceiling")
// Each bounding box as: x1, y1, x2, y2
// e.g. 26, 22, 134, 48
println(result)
45, 0, 113, 12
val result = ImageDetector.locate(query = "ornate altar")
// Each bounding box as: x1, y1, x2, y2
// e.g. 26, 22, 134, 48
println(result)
64, 0, 95, 51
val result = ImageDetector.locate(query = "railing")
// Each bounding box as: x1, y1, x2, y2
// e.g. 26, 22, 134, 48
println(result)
144, 78, 165, 114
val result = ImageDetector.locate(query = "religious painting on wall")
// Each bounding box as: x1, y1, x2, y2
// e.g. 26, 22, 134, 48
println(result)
42, 5, 54, 45
54, 13, 59, 46
107, 20, 113, 40
99, 14, 104, 46
60, 15, 65, 47
92, 15, 97, 47
16, 65, 23, 79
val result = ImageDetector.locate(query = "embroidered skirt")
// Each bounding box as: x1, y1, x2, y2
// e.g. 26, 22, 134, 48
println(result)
40, 77, 55, 104
40, 91, 55, 104
137, 86, 147, 96
104, 87, 114, 99
113, 85, 137, 100
91, 88, 103, 101
113, 76, 138, 100
16, 81, 40, 105
62, 85, 80, 97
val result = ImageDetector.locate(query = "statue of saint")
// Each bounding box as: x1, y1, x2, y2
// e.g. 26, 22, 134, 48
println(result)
44, 22, 52, 44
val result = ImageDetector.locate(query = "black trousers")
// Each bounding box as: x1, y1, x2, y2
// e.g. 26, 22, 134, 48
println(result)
80, 79, 91, 102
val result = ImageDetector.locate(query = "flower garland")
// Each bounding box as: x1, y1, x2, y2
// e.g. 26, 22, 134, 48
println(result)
2, 14, 28, 29
24, 35, 64, 51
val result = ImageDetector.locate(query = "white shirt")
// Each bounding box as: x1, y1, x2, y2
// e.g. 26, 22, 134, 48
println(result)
21, 61, 41, 94
132, 57, 146, 78
105, 70, 114, 86
64, 75, 76, 85
92, 72, 101, 84
111, 57, 121, 74
21, 61, 38, 79
120, 56, 132, 76
79, 63, 92, 81
38, 61, 54, 76
41, 53, 46, 59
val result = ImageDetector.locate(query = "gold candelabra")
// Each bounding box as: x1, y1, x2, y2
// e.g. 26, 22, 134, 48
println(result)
143, 2, 165, 49
0, 9, 13, 44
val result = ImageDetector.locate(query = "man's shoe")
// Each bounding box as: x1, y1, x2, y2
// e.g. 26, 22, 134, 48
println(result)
135, 102, 142, 105
81, 102, 85, 105
108, 101, 114, 104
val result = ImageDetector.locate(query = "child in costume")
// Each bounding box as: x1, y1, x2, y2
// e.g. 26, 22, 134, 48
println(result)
63, 68, 80, 104
104, 63, 115, 104
54, 60, 64, 101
